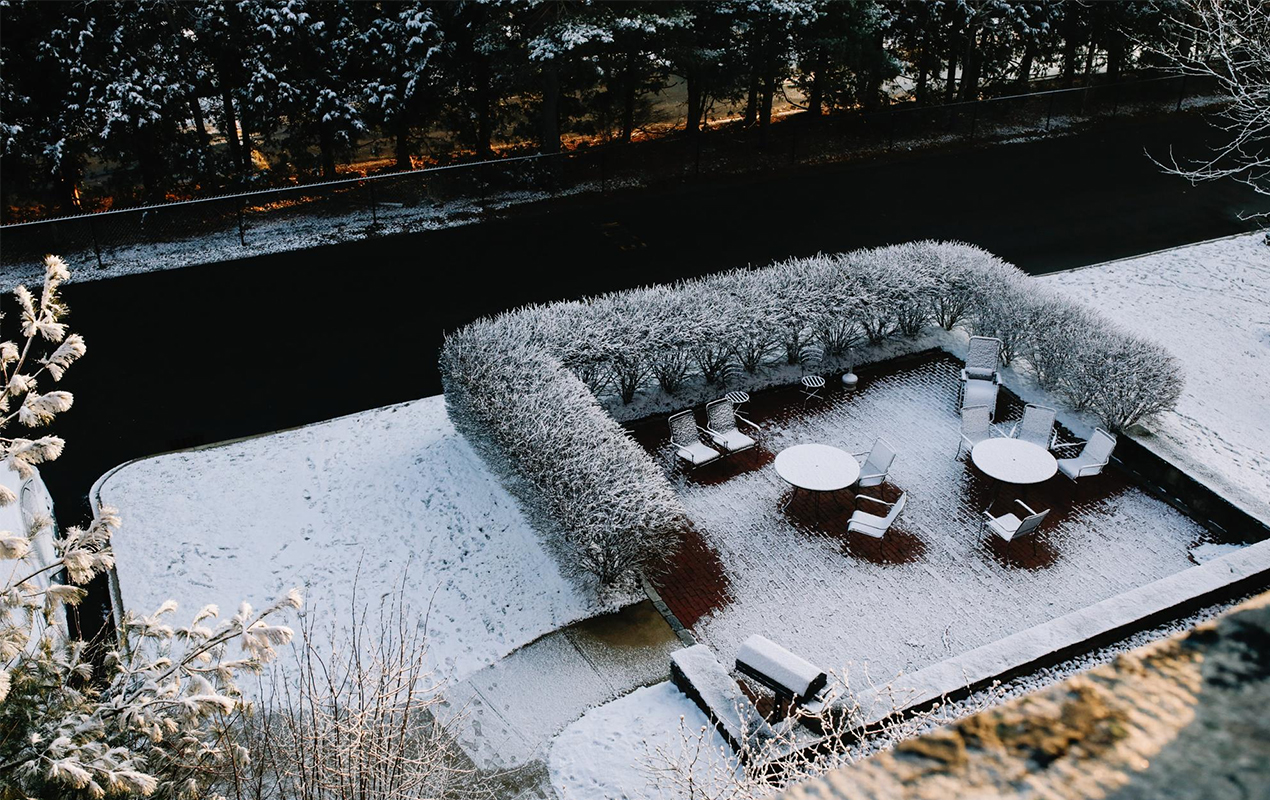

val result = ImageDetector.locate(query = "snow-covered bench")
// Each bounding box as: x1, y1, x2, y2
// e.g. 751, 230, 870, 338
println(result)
670, 644, 775, 757
735, 634, 828, 713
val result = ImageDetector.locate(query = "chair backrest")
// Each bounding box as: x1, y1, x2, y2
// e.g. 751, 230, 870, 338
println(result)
1016, 404, 1056, 448
705, 398, 737, 434
864, 438, 897, 476
1083, 428, 1117, 464
961, 405, 992, 441
1015, 507, 1050, 538
965, 336, 1001, 379
883, 492, 907, 527
669, 410, 698, 445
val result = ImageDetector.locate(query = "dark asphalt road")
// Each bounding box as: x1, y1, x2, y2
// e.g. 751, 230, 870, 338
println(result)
42, 112, 1270, 532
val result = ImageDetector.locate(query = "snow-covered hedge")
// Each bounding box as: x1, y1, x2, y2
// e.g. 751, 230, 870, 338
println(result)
441, 241, 1181, 587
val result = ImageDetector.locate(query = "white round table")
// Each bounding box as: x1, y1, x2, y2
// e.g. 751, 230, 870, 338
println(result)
971, 438, 1057, 484
775, 444, 861, 493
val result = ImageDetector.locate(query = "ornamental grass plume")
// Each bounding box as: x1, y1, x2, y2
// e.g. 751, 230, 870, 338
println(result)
1, 256, 301, 799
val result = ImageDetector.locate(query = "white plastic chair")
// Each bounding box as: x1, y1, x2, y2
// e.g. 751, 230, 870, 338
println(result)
852, 438, 896, 488
957, 404, 1001, 459
1056, 428, 1117, 480
1011, 404, 1058, 449
960, 336, 1001, 418
848, 492, 907, 539
982, 499, 1049, 547
669, 410, 721, 468
704, 397, 760, 454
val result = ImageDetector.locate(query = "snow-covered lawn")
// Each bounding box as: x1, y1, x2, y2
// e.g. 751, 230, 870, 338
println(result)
98, 395, 606, 683
549, 681, 737, 800
1042, 232, 1270, 521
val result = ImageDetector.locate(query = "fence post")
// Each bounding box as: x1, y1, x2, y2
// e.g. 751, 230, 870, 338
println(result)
1045, 92, 1056, 131
969, 101, 979, 140
88, 217, 104, 269
888, 108, 896, 149
1176, 74, 1187, 112
1111, 81, 1120, 117
694, 134, 702, 178
790, 126, 797, 165
368, 179, 378, 227
601, 148, 607, 195
236, 198, 246, 245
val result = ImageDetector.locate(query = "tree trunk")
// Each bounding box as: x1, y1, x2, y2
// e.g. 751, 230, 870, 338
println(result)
759, 71, 775, 138
1017, 38, 1036, 87
219, 87, 242, 172
319, 123, 337, 179
394, 117, 412, 169
1062, 18, 1080, 87
915, 44, 929, 105
619, 58, 637, 143
540, 59, 561, 154
475, 55, 493, 158
57, 157, 82, 212
807, 53, 824, 116
743, 71, 759, 126
958, 29, 981, 101
945, 40, 958, 102
1106, 32, 1124, 83
189, 95, 210, 149
686, 71, 703, 136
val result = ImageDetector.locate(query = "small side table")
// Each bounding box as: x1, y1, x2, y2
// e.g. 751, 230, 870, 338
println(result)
800, 375, 826, 401
725, 390, 751, 408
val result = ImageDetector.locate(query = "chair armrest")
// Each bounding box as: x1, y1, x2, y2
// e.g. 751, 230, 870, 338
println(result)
855, 494, 893, 508
735, 413, 761, 432
1050, 440, 1084, 456
859, 471, 887, 482
1076, 462, 1106, 477
1014, 499, 1039, 516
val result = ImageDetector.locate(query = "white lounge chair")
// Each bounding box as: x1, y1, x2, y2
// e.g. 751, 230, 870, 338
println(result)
1010, 404, 1058, 449
1056, 428, 1117, 480
848, 492, 907, 539
668, 410, 721, 468
960, 336, 1001, 417
957, 404, 999, 459
852, 438, 896, 488
704, 397, 760, 454
982, 499, 1049, 545
962, 336, 1001, 382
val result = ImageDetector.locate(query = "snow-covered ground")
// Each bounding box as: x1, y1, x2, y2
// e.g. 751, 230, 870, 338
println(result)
98, 395, 607, 683
549, 681, 738, 800
1043, 232, 1270, 522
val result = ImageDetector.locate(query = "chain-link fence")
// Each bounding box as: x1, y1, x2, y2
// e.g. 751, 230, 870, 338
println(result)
0, 74, 1215, 279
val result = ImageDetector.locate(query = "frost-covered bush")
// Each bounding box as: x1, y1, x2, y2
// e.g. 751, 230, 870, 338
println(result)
440, 312, 684, 590
440, 241, 1184, 588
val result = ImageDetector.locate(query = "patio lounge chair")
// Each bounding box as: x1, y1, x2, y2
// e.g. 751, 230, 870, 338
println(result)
1010, 404, 1058, 449
668, 410, 721, 468
960, 336, 1002, 417
705, 397, 761, 454
852, 438, 897, 488
982, 499, 1049, 546
1056, 428, 1117, 480
847, 492, 907, 539
956, 404, 999, 459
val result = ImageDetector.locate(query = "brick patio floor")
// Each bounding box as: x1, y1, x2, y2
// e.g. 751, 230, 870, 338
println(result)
628, 351, 1246, 685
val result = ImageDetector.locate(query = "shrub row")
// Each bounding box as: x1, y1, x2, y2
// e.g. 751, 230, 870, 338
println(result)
440, 241, 1182, 587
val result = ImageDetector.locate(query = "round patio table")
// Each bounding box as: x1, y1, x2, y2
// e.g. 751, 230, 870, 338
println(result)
971, 438, 1058, 485
971, 438, 1057, 509
775, 444, 861, 513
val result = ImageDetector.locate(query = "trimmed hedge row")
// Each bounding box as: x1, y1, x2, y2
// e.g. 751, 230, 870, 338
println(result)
440, 241, 1182, 587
